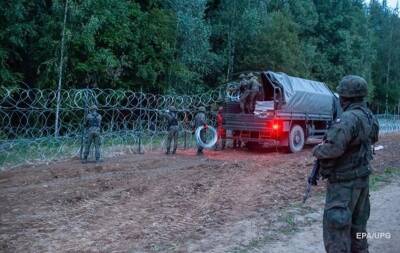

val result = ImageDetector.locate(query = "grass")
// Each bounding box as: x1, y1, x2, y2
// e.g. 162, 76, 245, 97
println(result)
370, 167, 400, 191
0, 131, 198, 168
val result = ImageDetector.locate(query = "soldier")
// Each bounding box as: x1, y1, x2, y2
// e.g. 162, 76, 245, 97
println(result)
82, 105, 102, 163
239, 73, 251, 113
247, 72, 262, 113
193, 106, 207, 155
313, 75, 379, 253
162, 106, 179, 155
232, 130, 242, 149
215, 106, 226, 150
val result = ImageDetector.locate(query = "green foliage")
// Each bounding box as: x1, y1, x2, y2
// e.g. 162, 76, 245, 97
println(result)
242, 11, 306, 75
1, 0, 400, 109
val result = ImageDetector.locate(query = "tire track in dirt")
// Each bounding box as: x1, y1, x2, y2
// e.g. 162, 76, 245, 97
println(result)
0, 134, 399, 252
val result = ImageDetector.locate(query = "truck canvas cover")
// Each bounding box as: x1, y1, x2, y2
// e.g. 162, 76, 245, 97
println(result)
263, 71, 335, 116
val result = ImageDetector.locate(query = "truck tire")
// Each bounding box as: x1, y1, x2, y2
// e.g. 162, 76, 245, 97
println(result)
288, 125, 305, 153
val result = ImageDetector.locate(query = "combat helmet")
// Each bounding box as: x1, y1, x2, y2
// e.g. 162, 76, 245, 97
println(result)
198, 106, 206, 112
247, 72, 255, 78
337, 75, 368, 98
89, 104, 98, 111
239, 73, 247, 79
169, 105, 177, 112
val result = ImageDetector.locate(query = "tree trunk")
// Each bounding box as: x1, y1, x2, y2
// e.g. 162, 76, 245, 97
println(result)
55, 0, 69, 137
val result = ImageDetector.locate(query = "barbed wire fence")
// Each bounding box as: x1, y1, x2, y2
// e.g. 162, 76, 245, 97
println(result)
376, 114, 400, 133
0, 86, 399, 168
0, 87, 226, 168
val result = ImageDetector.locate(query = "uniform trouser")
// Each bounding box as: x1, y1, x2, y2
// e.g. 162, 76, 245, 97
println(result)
233, 131, 241, 148
215, 127, 226, 150
249, 91, 259, 112
240, 90, 251, 113
166, 125, 179, 152
84, 131, 101, 160
323, 176, 370, 253
197, 128, 206, 153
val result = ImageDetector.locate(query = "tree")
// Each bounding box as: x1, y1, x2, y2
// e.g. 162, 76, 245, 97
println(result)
165, 0, 216, 93
211, 0, 267, 81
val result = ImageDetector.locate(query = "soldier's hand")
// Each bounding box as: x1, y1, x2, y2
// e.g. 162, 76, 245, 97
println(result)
308, 176, 318, 186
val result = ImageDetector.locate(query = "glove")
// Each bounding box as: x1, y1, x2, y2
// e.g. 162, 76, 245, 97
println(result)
308, 176, 318, 186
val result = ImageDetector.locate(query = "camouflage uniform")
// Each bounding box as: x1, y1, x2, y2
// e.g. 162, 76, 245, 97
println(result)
194, 106, 207, 155
162, 106, 179, 155
239, 74, 251, 113
83, 105, 102, 162
247, 73, 262, 113
313, 76, 379, 253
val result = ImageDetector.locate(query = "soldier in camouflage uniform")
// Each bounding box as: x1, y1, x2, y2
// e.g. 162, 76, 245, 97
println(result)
193, 106, 207, 155
82, 105, 102, 163
239, 73, 251, 113
247, 73, 262, 113
313, 75, 379, 253
162, 106, 179, 155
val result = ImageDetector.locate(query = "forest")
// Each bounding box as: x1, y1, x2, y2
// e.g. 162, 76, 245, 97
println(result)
1, 0, 399, 111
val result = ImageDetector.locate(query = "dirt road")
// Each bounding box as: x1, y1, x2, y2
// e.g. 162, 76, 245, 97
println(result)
0, 134, 399, 252
261, 179, 400, 253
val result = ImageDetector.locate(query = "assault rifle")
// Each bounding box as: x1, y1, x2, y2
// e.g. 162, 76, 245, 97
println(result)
303, 159, 320, 203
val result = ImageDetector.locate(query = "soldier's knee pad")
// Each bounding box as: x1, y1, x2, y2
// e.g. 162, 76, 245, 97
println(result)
324, 202, 351, 229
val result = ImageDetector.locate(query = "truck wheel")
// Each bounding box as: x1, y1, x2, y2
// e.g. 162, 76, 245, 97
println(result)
288, 125, 305, 153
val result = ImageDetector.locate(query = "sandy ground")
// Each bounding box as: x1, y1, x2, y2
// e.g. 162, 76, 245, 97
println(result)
0, 134, 399, 253
263, 179, 400, 253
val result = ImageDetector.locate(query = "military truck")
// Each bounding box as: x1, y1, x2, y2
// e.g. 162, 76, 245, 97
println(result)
222, 71, 340, 153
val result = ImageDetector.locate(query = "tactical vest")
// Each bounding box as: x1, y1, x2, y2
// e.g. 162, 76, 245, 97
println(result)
87, 113, 101, 128
194, 112, 206, 127
168, 112, 178, 127
320, 105, 375, 182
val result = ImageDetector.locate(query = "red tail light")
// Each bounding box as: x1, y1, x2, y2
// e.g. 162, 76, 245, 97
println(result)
272, 121, 281, 130
265, 120, 281, 137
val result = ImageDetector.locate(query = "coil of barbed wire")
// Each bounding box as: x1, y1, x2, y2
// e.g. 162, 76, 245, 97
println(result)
0, 87, 226, 167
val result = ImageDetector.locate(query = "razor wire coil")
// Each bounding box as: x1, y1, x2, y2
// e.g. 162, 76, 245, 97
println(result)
0, 86, 399, 168
0, 87, 226, 167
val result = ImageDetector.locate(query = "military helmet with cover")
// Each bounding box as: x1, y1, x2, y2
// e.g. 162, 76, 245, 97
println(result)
247, 72, 255, 78
198, 106, 206, 112
169, 105, 177, 112
239, 73, 246, 79
89, 104, 98, 111
337, 75, 368, 98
